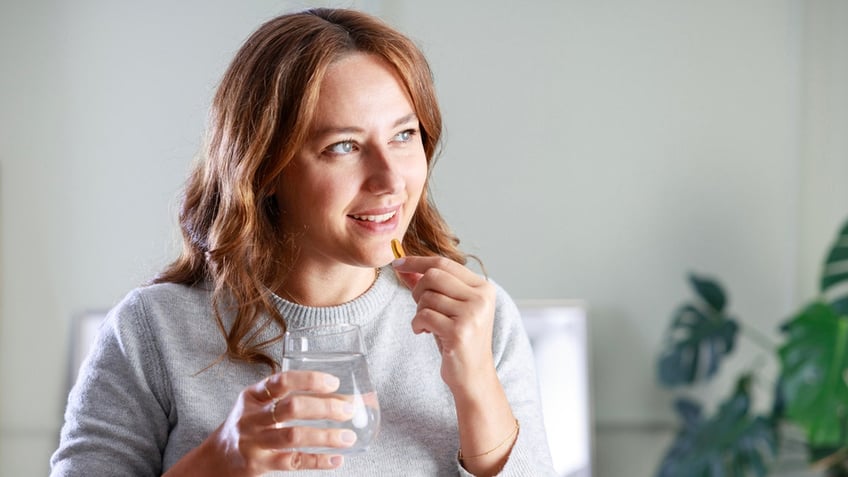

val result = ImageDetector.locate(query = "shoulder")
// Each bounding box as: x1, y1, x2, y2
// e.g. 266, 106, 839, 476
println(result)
113, 281, 212, 318
104, 281, 215, 340
133, 281, 212, 306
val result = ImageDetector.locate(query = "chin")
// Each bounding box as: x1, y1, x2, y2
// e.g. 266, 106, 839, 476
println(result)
362, 252, 395, 269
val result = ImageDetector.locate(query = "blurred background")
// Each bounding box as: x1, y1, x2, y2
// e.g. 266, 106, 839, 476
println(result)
1, 0, 846, 475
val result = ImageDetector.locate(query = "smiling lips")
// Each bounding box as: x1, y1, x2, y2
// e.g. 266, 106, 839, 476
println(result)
350, 210, 397, 223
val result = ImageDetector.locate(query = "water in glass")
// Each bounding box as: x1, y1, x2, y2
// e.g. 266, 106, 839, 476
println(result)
281, 324, 380, 454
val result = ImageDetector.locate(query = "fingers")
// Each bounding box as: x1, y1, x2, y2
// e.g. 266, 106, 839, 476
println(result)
216, 372, 355, 475
258, 425, 358, 453
257, 395, 358, 465
392, 256, 486, 288
392, 256, 489, 307
392, 256, 495, 327
251, 385, 358, 469
395, 269, 422, 289
273, 393, 355, 423
410, 306, 454, 335
412, 268, 474, 305
255, 370, 341, 402
268, 451, 345, 471
244, 373, 353, 432
415, 287, 464, 320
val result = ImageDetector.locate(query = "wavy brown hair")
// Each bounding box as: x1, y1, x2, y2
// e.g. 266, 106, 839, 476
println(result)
154, 8, 465, 370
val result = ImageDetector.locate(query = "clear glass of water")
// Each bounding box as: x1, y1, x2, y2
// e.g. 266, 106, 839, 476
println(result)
281, 323, 380, 454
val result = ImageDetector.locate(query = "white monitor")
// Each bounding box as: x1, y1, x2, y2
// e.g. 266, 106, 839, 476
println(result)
519, 300, 592, 477
66, 310, 108, 391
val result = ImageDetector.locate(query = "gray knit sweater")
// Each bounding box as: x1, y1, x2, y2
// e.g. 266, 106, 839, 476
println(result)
51, 267, 556, 476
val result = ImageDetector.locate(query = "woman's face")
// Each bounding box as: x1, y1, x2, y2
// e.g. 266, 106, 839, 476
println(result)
276, 52, 427, 272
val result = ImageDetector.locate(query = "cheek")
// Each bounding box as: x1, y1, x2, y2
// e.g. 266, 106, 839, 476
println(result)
404, 147, 428, 189
408, 158, 428, 200
276, 173, 321, 223
304, 172, 359, 213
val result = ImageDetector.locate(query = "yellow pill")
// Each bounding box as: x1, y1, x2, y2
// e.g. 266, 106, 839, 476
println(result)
391, 238, 406, 259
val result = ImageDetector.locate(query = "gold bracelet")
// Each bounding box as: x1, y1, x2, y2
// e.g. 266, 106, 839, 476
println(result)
458, 418, 520, 461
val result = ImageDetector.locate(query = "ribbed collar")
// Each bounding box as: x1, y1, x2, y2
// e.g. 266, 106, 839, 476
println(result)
268, 266, 398, 330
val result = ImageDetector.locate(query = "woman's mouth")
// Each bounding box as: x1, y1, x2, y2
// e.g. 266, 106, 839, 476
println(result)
350, 210, 397, 223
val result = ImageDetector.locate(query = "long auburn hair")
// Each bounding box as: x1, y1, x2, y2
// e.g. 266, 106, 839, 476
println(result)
154, 8, 465, 369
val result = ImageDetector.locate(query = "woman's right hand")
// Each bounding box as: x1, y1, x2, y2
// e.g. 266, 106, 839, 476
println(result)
164, 370, 357, 476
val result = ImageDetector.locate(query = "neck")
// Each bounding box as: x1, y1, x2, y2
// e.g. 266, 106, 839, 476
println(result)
275, 266, 380, 307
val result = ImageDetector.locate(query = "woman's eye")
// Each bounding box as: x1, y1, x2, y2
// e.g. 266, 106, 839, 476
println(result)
393, 129, 416, 143
327, 140, 355, 155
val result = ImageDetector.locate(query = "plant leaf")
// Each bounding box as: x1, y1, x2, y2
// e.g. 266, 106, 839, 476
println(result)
822, 219, 848, 315
658, 301, 739, 387
778, 302, 848, 449
656, 377, 777, 477
690, 273, 728, 313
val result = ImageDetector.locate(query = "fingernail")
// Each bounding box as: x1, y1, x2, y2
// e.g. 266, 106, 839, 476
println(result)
342, 403, 355, 416
325, 375, 340, 389
341, 430, 357, 444
330, 455, 343, 466
391, 258, 406, 267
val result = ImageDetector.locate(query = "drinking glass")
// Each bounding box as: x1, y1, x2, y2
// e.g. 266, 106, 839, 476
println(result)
282, 323, 380, 454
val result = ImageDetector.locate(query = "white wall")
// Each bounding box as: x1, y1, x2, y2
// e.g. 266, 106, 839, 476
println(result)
1, 1, 845, 476
798, 0, 848, 302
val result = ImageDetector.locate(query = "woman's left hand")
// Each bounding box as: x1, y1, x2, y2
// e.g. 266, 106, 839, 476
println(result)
391, 256, 497, 395
392, 256, 520, 476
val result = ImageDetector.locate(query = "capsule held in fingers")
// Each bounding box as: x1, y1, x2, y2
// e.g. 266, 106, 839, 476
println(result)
391, 238, 406, 259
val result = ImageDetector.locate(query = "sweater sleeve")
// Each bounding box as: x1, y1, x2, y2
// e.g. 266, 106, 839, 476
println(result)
456, 283, 558, 476
50, 289, 173, 477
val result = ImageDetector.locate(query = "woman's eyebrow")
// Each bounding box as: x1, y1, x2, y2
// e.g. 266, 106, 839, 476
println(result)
312, 112, 419, 138
392, 112, 418, 128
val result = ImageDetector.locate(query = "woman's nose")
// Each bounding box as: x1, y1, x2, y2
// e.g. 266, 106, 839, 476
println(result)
364, 146, 404, 194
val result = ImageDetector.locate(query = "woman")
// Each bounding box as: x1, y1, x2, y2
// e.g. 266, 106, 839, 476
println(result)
51, 8, 555, 476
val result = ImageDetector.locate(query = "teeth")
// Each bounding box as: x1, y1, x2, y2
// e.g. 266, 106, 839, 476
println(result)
351, 211, 396, 223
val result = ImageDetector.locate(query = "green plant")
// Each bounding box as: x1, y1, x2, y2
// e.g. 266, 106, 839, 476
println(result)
656, 219, 848, 476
